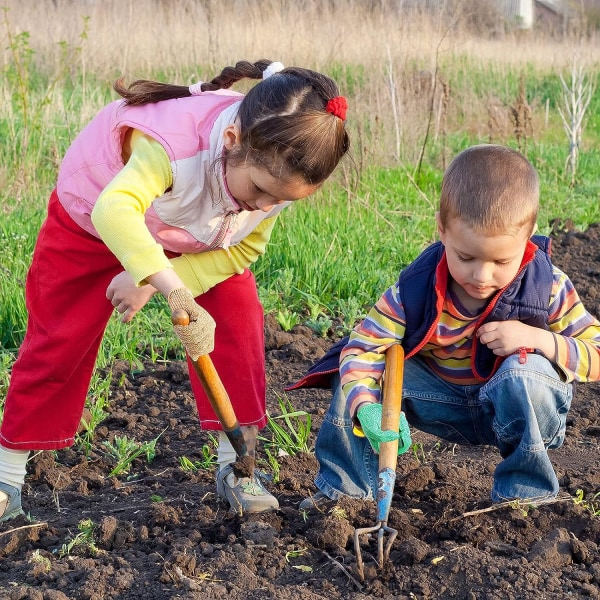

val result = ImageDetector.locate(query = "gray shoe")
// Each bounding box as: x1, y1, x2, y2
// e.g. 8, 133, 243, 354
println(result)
0, 482, 24, 522
299, 490, 335, 512
216, 465, 279, 515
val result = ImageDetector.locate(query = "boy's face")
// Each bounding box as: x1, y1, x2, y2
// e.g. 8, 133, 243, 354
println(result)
437, 215, 531, 304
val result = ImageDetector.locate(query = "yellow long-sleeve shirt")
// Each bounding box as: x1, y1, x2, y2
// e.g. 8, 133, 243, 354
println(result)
91, 129, 276, 296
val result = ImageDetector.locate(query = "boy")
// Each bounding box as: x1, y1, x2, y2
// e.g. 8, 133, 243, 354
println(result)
291, 144, 600, 509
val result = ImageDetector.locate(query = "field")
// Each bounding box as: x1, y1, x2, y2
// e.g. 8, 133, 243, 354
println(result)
1, 1, 600, 598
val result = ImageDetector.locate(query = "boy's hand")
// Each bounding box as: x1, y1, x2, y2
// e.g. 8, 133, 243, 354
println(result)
356, 403, 411, 455
107, 271, 157, 323
477, 320, 556, 361
476, 320, 528, 355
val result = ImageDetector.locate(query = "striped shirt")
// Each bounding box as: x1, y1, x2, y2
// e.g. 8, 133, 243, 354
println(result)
340, 264, 600, 416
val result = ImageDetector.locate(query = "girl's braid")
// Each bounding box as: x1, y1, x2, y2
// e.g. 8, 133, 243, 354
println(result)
202, 60, 271, 91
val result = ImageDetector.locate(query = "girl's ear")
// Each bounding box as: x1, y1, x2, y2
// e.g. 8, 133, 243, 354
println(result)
223, 124, 241, 150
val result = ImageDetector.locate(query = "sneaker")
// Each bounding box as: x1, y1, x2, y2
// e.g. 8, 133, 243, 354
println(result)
298, 490, 335, 512
0, 482, 24, 522
216, 464, 279, 515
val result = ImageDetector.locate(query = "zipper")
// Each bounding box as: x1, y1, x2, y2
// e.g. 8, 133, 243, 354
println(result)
210, 212, 237, 249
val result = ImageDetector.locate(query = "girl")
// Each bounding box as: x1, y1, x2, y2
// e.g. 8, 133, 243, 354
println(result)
0, 59, 350, 519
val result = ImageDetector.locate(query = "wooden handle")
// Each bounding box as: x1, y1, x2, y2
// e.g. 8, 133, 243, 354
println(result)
193, 355, 239, 430
171, 308, 190, 326
379, 344, 404, 469
171, 307, 247, 456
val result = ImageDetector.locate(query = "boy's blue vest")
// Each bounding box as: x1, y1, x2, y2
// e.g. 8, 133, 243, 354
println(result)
287, 235, 553, 390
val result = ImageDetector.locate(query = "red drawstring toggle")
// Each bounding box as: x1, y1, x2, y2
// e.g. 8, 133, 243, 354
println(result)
516, 347, 535, 364
325, 96, 348, 121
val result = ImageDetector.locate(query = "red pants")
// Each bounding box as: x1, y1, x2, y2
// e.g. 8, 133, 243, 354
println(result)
0, 192, 266, 451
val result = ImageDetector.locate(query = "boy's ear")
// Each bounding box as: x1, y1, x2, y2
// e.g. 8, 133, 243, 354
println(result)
435, 212, 445, 238
223, 124, 241, 150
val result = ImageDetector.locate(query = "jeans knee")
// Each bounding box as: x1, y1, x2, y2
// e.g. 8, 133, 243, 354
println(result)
492, 394, 568, 450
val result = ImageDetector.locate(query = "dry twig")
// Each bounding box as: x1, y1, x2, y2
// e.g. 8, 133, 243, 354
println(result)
458, 493, 573, 519
557, 55, 595, 185
323, 551, 364, 591
0, 521, 48, 538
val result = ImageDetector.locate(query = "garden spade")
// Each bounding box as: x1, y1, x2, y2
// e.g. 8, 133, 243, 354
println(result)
171, 308, 254, 478
353, 343, 404, 582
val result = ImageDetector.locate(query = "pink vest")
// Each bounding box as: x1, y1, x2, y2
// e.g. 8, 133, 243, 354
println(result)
56, 91, 289, 253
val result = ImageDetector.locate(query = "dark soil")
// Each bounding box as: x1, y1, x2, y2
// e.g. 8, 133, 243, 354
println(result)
2, 224, 600, 600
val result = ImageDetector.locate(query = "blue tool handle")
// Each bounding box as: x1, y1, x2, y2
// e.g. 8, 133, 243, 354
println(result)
376, 467, 397, 522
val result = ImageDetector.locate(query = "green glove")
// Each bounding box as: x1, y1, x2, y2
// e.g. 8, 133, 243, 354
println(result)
356, 403, 412, 455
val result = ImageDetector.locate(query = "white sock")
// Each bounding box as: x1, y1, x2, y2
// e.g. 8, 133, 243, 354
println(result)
216, 432, 236, 473
0, 445, 29, 489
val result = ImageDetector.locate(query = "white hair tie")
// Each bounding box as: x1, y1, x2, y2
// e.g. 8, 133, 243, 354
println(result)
189, 81, 204, 96
262, 62, 284, 80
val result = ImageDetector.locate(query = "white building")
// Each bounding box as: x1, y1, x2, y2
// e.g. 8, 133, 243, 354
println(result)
496, 0, 566, 29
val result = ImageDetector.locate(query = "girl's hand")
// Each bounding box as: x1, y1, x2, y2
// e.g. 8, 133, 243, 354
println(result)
106, 271, 157, 323
476, 320, 556, 361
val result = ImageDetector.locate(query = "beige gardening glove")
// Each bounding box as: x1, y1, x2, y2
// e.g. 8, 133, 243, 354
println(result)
167, 288, 216, 360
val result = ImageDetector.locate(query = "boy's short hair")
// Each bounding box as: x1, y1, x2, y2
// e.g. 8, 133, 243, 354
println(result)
439, 144, 539, 235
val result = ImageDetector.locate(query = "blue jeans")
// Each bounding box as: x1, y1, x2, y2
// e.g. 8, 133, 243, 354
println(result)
312, 354, 572, 502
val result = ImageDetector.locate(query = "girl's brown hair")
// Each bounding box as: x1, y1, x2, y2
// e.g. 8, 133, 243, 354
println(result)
113, 60, 350, 185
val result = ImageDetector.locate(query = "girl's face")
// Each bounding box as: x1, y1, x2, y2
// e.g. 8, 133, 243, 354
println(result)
225, 161, 319, 212
437, 214, 531, 306
223, 123, 320, 212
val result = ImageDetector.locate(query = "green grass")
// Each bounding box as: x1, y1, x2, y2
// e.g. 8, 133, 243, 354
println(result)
0, 207, 42, 350
58, 519, 100, 558
102, 430, 164, 477
254, 165, 440, 322
264, 394, 312, 456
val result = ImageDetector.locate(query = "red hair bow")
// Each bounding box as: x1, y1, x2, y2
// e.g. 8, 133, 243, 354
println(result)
325, 96, 348, 121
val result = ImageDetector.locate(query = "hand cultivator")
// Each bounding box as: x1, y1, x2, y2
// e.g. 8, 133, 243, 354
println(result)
171, 308, 254, 478
353, 343, 404, 582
